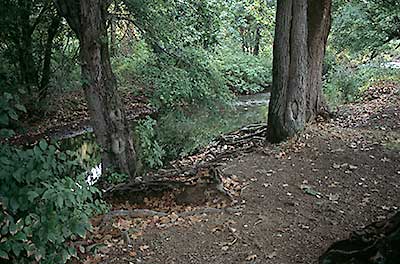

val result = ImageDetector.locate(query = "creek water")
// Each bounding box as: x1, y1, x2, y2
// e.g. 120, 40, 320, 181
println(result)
59, 92, 270, 184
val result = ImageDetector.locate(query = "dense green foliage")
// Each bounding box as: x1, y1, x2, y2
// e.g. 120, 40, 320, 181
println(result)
135, 117, 165, 169
214, 47, 272, 94
0, 1, 63, 104
323, 0, 400, 106
0, 142, 106, 263
324, 60, 399, 105
0, 92, 26, 138
331, 0, 400, 58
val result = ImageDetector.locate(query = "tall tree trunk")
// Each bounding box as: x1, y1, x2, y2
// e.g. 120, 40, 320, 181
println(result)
55, 0, 138, 176
109, 1, 117, 57
239, 28, 247, 53
306, 0, 332, 121
17, 0, 38, 96
253, 25, 261, 56
267, 0, 308, 143
39, 15, 61, 102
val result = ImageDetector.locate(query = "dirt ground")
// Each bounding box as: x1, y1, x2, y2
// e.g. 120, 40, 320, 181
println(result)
74, 82, 399, 264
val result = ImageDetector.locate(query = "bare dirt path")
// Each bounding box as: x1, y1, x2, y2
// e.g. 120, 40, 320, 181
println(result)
75, 82, 399, 264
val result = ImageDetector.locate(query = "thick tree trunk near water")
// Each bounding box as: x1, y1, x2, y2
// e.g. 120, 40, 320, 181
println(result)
306, 0, 331, 121
267, 0, 308, 143
267, 0, 332, 142
55, 0, 138, 176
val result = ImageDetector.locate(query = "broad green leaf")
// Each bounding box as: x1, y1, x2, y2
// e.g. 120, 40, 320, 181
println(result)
8, 110, 18, 121
11, 242, 23, 257
56, 196, 63, 208
3, 93, 12, 101
9, 222, 17, 236
0, 129, 15, 138
73, 224, 87, 238
0, 249, 8, 259
39, 140, 48, 151
27, 191, 39, 202
14, 104, 26, 113
0, 113, 9, 126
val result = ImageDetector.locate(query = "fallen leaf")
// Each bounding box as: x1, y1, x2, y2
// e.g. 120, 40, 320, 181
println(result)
349, 165, 358, 170
139, 245, 149, 251
246, 254, 257, 261
328, 193, 339, 201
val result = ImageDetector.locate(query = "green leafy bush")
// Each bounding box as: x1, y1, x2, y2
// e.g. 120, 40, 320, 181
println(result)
0, 92, 27, 138
214, 48, 272, 94
113, 40, 152, 92
142, 49, 231, 110
105, 171, 130, 184
0, 141, 106, 263
323, 58, 399, 105
135, 117, 164, 170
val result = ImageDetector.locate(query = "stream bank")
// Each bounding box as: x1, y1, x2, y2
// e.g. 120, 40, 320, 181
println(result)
69, 81, 400, 264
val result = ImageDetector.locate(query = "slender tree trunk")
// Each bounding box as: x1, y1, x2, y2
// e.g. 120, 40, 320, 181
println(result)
306, 0, 332, 121
253, 25, 261, 56
55, 0, 138, 176
110, 18, 116, 57
39, 15, 61, 102
109, 1, 117, 57
267, 0, 308, 142
239, 28, 247, 53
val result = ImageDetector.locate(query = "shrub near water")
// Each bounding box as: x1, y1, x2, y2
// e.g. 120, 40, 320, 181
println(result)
0, 141, 106, 263
214, 48, 272, 94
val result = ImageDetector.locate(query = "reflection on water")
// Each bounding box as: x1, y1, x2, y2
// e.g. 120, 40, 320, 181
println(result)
59, 92, 270, 184
234, 92, 270, 107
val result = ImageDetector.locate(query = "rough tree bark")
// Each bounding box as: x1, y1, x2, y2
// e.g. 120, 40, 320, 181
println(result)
17, 0, 38, 96
267, 0, 308, 142
54, 0, 138, 176
306, 0, 331, 121
267, 0, 332, 142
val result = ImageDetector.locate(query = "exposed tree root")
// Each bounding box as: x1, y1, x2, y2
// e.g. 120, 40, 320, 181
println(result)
104, 123, 268, 197
320, 211, 400, 264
